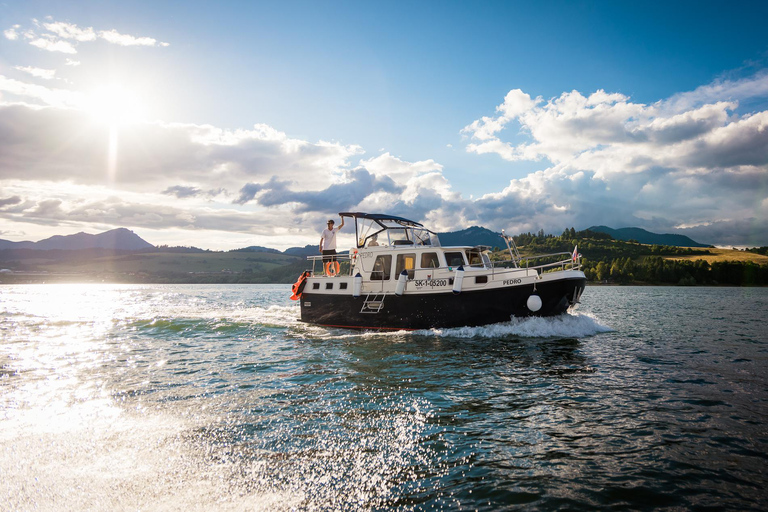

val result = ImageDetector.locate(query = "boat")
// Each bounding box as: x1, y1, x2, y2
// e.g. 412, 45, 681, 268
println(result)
290, 212, 586, 330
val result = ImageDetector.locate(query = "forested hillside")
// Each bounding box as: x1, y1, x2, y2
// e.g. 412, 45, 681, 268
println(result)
2, 227, 766, 285
498, 229, 768, 286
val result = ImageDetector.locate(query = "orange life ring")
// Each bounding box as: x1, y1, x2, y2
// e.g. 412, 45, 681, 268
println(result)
325, 261, 340, 276
290, 271, 310, 300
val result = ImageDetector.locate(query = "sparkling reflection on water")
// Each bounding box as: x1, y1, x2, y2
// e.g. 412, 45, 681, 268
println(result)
1, 284, 766, 510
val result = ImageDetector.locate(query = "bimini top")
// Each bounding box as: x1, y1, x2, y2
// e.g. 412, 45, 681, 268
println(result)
339, 212, 423, 227
338, 212, 436, 248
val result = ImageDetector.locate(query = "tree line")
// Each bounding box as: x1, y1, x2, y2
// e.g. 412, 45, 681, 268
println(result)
504, 229, 768, 286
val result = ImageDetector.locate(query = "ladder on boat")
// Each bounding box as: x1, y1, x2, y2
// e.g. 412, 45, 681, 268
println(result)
360, 293, 385, 313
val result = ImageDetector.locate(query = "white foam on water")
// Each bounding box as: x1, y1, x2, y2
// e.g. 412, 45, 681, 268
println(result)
229, 304, 302, 327
332, 313, 611, 340
420, 313, 614, 339
317, 312, 613, 341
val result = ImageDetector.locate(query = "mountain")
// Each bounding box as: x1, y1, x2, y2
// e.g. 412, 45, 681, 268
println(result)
588, 226, 710, 248
283, 244, 319, 258
437, 226, 504, 248
231, 246, 281, 254
0, 228, 155, 251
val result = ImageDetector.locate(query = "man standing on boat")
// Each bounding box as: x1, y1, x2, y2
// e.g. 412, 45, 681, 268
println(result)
319, 217, 344, 275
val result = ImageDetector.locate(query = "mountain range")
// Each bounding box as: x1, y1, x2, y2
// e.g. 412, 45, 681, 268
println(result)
0, 225, 708, 253
587, 226, 710, 248
0, 228, 154, 251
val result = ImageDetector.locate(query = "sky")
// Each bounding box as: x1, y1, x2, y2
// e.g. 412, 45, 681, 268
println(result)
1, 0, 767, 251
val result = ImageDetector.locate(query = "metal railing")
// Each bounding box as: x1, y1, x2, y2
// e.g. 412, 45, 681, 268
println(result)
306, 250, 581, 280
307, 253, 353, 276
492, 251, 581, 275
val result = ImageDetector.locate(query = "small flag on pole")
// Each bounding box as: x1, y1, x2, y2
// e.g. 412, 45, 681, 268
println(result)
572, 246, 578, 262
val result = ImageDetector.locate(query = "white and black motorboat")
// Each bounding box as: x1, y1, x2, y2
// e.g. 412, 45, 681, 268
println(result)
290, 212, 586, 330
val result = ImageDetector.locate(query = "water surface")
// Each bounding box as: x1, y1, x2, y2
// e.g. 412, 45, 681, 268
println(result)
1, 284, 766, 510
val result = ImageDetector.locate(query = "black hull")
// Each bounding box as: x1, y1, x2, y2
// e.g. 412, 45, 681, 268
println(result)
299, 276, 586, 330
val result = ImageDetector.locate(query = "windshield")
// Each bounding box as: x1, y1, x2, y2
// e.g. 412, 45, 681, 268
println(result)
348, 214, 440, 248
355, 218, 384, 247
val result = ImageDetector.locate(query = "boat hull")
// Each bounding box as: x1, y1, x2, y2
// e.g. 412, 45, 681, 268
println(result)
299, 275, 586, 330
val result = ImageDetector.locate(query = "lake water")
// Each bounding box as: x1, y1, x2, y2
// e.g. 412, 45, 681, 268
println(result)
1, 284, 766, 511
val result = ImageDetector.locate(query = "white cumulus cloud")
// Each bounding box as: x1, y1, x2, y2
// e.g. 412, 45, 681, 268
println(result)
460, 74, 768, 246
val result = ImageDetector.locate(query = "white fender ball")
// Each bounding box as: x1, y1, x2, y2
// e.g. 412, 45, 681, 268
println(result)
527, 294, 542, 312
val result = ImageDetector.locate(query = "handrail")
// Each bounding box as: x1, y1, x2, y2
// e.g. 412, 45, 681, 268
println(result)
492, 251, 581, 273
305, 250, 581, 278
306, 253, 353, 277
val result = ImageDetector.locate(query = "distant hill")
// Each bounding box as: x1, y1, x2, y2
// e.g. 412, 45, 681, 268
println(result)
231, 246, 281, 254
438, 226, 504, 248
283, 245, 318, 258
588, 226, 710, 248
0, 228, 154, 251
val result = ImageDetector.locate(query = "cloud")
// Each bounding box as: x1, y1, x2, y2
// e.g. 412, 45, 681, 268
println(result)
359, 152, 443, 181
459, 73, 768, 244
98, 29, 168, 47
235, 169, 401, 213
163, 186, 203, 198
0, 196, 22, 208
14, 66, 56, 80
664, 71, 768, 113
1, 63, 767, 247
0, 103, 369, 212
43, 21, 96, 42
4, 24, 20, 40
4, 18, 169, 53
0, 76, 82, 108
29, 37, 77, 54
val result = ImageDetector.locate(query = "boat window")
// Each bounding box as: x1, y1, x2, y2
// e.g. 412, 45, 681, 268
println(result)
475, 276, 488, 284
312, 283, 320, 290
370, 254, 392, 280
365, 232, 383, 247
340, 282, 348, 290
395, 253, 416, 279
412, 229, 433, 246
445, 251, 465, 267
465, 250, 484, 267
420, 252, 440, 269
387, 228, 409, 245
325, 282, 333, 290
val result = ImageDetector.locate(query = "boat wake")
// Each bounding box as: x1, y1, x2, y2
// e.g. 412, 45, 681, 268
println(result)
230, 304, 612, 340
324, 312, 613, 340
415, 312, 613, 339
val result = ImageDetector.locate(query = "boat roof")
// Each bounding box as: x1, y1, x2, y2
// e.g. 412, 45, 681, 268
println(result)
339, 212, 423, 227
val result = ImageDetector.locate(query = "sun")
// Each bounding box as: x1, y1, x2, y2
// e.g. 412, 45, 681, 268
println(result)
84, 83, 148, 126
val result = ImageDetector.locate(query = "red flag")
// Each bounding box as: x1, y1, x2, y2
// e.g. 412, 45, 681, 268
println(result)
572, 245, 578, 262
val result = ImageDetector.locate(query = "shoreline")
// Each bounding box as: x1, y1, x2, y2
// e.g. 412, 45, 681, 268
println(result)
1, 273, 766, 288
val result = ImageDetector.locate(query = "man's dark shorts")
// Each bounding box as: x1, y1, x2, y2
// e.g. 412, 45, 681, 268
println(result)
322, 249, 337, 263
